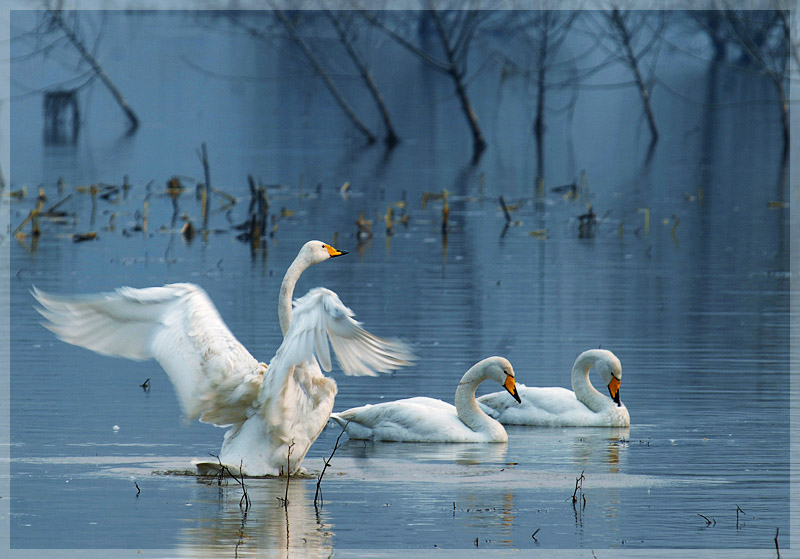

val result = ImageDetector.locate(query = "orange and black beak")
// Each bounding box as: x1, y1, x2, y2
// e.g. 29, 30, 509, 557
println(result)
608, 377, 621, 406
324, 244, 348, 258
504, 375, 522, 404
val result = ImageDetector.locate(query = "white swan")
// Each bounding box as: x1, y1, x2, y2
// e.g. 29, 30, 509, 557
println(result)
477, 349, 629, 427
329, 356, 521, 443
33, 240, 414, 476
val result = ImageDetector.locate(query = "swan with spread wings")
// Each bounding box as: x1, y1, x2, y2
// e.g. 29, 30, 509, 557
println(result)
33, 241, 414, 476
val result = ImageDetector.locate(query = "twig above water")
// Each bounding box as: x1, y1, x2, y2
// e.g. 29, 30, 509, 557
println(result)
277, 441, 295, 509
315, 424, 348, 509
697, 513, 715, 527
209, 453, 250, 511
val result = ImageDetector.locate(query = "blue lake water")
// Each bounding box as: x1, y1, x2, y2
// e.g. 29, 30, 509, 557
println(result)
4, 9, 793, 557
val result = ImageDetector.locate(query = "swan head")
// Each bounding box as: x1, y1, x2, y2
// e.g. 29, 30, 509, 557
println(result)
589, 349, 622, 406
299, 240, 348, 266
478, 356, 521, 403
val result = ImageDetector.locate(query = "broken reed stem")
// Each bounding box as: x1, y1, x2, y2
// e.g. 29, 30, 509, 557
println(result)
315, 423, 348, 509
775, 527, 781, 558
44, 193, 72, 214
213, 188, 237, 204
441, 190, 449, 234
13, 200, 44, 236
498, 196, 512, 223
198, 142, 210, 229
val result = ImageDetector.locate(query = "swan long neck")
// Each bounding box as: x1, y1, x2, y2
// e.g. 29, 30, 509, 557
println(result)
571, 352, 610, 413
278, 255, 310, 336
454, 364, 504, 437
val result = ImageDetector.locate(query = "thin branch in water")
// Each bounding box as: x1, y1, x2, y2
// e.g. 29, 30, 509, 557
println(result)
238, 460, 250, 511
208, 453, 250, 511
697, 513, 715, 526
571, 470, 585, 504
280, 441, 295, 509
315, 424, 348, 509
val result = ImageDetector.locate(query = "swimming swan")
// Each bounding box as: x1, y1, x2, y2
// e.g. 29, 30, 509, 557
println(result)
330, 356, 521, 443
477, 349, 629, 427
33, 240, 414, 476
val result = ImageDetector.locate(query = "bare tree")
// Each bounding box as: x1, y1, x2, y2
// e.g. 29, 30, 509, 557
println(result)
46, 9, 139, 132
361, 7, 492, 162
723, 9, 791, 161
604, 9, 662, 144
325, 10, 400, 147
491, 10, 579, 183
270, 6, 377, 144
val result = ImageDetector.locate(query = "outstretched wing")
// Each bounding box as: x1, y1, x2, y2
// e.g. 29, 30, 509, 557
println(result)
278, 287, 415, 377
32, 283, 263, 425
256, 287, 415, 446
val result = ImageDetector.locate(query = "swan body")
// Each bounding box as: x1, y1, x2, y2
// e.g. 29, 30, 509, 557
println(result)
330, 356, 521, 443
477, 349, 629, 427
33, 240, 414, 476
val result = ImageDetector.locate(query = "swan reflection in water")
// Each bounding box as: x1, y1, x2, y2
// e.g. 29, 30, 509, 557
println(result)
504, 425, 631, 473
175, 476, 332, 559
334, 425, 629, 472
337, 438, 510, 467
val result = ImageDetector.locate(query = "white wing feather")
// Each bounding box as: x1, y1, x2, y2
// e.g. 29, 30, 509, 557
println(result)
256, 287, 415, 442
32, 284, 263, 424
277, 287, 415, 377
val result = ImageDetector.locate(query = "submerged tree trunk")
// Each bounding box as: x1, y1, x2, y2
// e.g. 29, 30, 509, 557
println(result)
726, 10, 790, 162
273, 8, 376, 144
533, 16, 548, 143
429, 9, 486, 162
326, 11, 399, 148
362, 9, 488, 162
609, 9, 659, 144
48, 10, 139, 132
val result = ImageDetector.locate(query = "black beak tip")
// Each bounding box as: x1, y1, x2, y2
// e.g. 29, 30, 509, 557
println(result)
512, 389, 522, 404
611, 391, 621, 407
337, 250, 349, 256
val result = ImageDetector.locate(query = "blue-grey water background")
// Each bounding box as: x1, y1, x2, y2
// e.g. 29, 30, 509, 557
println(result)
5, 9, 792, 555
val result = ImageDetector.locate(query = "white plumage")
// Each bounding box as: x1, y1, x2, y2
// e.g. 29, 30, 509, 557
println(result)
33, 240, 414, 476
477, 349, 630, 427
330, 356, 521, 443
